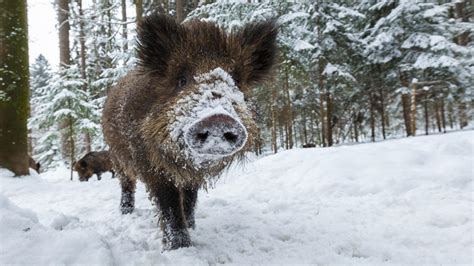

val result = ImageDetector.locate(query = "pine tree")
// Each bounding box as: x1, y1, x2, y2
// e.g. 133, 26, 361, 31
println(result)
29, 65, 96, 170
29, 55, 53, 156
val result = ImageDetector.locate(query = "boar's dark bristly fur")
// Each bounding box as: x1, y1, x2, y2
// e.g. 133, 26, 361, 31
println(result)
102, 14, 277, 250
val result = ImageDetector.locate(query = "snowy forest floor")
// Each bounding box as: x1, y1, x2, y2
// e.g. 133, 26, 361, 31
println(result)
1, 131, 473, 265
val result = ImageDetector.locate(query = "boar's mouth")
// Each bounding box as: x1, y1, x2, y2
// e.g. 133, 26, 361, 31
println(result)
184, 112, 248, 160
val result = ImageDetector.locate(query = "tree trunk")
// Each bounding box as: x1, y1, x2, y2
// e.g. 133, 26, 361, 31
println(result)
309, 109, 315, 143
399, 72, 412, 136
435, 100, 442, 132
369, 92, 376, 142
423, 95, 429, 135
58, 0, 70, 68
57, 0, 73, 160
136, 0, 143, 23
458, 102, 468, 129
401, 94, 411, 136
302, 109, 308, 144
278, 122, 284, 150
254, 127, 262, 156
410, 82, 417, 136
283, 68, 293, 149
380, 87, 386, 140
454, 1, 469, 129
454, 1, 469, 45
176, 0, 185, 23
440, 97, 446, 133
0, 0, 30, 176
121, 0, 128, 53
270, 86, 277, 153
353, 119, 359, 142
448, 102, 454, 129
78, 0, 86, 82
77, 0, 91, 153
319, 91, 326, 146
68, 113, 75, 181
326, 90, 333, 146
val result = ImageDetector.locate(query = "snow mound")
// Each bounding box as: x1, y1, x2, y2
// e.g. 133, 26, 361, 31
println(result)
0, 193, 113, 265
0, 131, 472, 264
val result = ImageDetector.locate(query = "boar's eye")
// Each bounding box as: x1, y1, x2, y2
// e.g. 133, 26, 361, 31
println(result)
177, 76, 187, 89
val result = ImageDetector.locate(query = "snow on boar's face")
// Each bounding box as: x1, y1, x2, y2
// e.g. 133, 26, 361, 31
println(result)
136, 15, 277, 183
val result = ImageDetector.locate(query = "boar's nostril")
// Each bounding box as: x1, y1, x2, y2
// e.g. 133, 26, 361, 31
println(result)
223, 132, 238, 143
211, 92, 222, 99
196, 131, 209, 142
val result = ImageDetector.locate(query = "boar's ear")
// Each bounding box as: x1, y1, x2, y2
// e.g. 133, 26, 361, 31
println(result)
236, 20, 278, 85
136, 14, 185, 76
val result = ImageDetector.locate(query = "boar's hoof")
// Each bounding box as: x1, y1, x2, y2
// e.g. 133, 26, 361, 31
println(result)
187, 215, 196, 230
162, 229, 191, 251
121, 205, 134, 215
120, 191, 135, 214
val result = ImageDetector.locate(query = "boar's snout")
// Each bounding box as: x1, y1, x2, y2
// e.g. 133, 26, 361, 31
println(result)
185, 113, 247, 157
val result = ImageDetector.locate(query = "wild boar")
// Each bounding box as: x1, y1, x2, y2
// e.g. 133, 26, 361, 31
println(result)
102, 14, 277, 250
73, 151, 115, 182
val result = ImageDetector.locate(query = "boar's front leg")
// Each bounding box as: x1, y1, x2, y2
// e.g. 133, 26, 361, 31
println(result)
153, 180, 191, 250
119, 174, 136, 214
183, 188, 198, 229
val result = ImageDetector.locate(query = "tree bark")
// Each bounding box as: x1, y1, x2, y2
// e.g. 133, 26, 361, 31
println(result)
454, 1, 469, 129
57, 0, 73, 160
319, 91, 326, 146
176, 0, 185, 23
302, 109, 308, 144
326, 90, 333, 146
283, 67, 293, 149
58, 0, 70, 68
380, 87, 386, 139
448, 102, 454, 129
399, 72, 412, 136
440, 97, 446, 133
378, 65, 386, 140
458, 102, 468, 128
122, 0, 128, 53
423, 95, 429, 135
0, 0, 30, 176
353, 119, 359, 142
454, 1, 469, 45
369, 92, 376, 142
136, 0, 143, 23
77, 0, 91, 153
410, 82, 417, 136
270, 85, 277, 153
435, 100, 442, 132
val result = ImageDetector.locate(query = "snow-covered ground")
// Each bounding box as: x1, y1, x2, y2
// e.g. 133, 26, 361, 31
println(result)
1, 131, 472, 265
